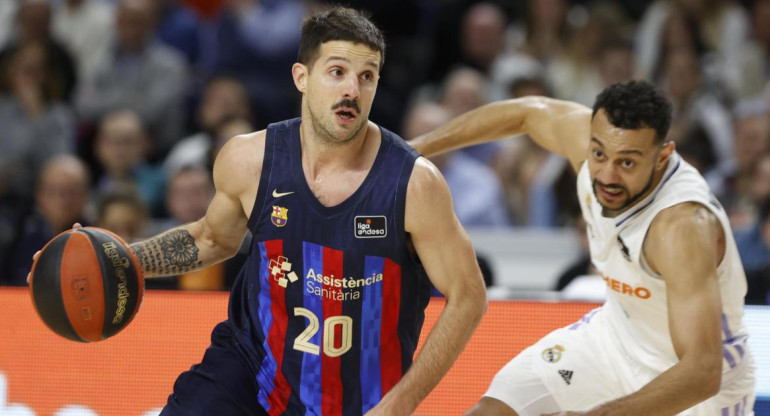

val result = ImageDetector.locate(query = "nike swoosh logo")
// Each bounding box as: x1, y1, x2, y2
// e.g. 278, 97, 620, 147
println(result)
272, 189, 295, 198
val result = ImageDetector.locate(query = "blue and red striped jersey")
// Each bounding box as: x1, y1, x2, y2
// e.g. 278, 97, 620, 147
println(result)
227, 118, 431, 415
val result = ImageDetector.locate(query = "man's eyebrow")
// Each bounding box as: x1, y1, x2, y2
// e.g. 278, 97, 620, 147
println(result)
325, 56, 351, 65
591, 137, 643, 156
325, 56, 379, 69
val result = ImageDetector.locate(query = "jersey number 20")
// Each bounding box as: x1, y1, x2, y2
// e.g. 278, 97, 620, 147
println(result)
293, 307, 353, 357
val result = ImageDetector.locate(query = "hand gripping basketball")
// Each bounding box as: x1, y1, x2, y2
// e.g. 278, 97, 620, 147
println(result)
28, 225, 145, 342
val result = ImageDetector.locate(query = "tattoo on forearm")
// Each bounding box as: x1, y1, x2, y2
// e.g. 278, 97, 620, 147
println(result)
130, 230, 203, 275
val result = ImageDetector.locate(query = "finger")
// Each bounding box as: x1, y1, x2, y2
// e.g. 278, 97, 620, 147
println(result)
26, 273, 31, 284
72, 223, 83, 230
32, 250, 41, 261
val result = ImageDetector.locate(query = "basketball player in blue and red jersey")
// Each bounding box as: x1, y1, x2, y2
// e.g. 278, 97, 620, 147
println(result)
412, 81, 755, 415
125, 6, 486, 416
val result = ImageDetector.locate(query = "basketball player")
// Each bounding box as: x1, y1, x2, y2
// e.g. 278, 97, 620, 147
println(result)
411, 81, 755, 416
35, 7, 486, 416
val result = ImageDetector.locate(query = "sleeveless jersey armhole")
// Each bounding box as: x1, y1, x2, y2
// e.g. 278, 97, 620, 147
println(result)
396, 151, 423, 270
246, 129, 276, 231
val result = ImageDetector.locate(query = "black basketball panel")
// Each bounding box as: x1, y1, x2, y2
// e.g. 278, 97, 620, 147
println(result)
31, 232, 84, 342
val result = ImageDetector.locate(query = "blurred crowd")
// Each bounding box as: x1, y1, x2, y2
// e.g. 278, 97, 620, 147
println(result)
1, 0, 769, 303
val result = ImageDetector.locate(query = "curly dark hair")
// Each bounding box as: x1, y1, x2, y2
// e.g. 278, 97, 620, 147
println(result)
592, 80, 672, 143
298, 6, 386, 70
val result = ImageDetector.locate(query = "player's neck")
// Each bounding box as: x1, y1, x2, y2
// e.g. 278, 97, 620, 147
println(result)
299, 119, 379, 178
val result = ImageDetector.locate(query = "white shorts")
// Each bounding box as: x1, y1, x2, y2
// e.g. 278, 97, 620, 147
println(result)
485, 307, 756, 416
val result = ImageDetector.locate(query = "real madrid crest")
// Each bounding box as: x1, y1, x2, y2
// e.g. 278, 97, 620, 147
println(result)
542, 344, 565, 363
271, 205, 288, 227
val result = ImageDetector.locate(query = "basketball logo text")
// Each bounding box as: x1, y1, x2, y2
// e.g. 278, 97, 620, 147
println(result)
354, 216, 386, 238
102, 242, 131, 324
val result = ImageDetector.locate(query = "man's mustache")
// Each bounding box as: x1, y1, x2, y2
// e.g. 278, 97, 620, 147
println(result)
593, 179, 626, 192
332, 99, 361, 113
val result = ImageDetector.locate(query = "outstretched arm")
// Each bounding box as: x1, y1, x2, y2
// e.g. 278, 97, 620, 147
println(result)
552, 203, 724, 416
366, 158, 488, 416
410, 97, 592, 171
130, 133, 263, 278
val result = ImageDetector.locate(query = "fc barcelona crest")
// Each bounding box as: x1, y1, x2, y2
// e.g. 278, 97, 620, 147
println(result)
271, 205, 288, 227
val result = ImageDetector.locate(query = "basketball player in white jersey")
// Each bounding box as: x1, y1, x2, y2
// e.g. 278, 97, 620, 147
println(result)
411, 81, 755, 416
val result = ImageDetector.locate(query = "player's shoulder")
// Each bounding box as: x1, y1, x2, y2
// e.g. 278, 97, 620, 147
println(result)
404, 157, 454, 233
651, 202, 720, 230
645, 202, 726, 275
407, 157, 447, 195
213, 130, 267, 194
647, 201, 724, 251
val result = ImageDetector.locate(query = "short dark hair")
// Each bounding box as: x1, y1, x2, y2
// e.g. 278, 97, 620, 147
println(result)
592, 80, 672, 143
298, 6, 386, 70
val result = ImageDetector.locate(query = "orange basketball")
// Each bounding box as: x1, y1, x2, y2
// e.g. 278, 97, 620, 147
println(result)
29, 227, 145, 342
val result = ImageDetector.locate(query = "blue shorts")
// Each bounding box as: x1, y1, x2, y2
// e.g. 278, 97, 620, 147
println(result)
160, 322, 268, 416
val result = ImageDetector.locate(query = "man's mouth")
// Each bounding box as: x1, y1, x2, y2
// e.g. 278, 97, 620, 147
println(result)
597, 185, 623, 200
335, 108, 357, 122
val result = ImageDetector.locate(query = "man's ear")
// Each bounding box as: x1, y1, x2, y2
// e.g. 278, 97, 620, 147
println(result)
292, 63, 308, 93
657, 140, 676, 170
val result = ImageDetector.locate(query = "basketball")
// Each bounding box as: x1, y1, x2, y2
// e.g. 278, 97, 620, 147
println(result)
29, 227, 145, 342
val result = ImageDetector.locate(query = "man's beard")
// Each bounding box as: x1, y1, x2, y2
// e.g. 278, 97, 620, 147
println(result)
306, 100, 365, 146
593, 167, 656, 217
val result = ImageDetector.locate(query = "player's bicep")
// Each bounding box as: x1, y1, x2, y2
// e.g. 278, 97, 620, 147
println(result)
200, 190, 248, 244
404, 159, 485, 299
198, 133, 262, 252
645, 204, 723, 361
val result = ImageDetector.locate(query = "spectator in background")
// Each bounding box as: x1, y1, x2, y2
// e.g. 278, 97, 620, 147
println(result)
547, 2, 632, 106
438, 66, 499, 164
731, 0, 770, 100
675, 122, 717, 174
661, 48, 733, 174
147, 165, 227, 291
52, 0, 114, 82
163, 165, 214, 229
155, 0, 201, 67
3, 155, 90, 286
163, 75, 252, 174
736, 197, 770, 304
0, 0, 78, 102
440, 66, 488, 120
96, 188, 149, 243
429, 1, 512, 94
77, 0, 187, 161
597, 38, 635, 88
635, 0, 748, 91
489, 0, 567, 98
0, 2, 16, 48
491, 77, 578, 226
711, 100, 770, 228
403, 101, 510, 227
94, 109, 166, 216
460, 2, 508, 77
208, 0, 306, 126
0, 41, 76, 214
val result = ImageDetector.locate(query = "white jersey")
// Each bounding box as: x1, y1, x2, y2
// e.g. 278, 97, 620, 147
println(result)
576, 151, 749, 375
